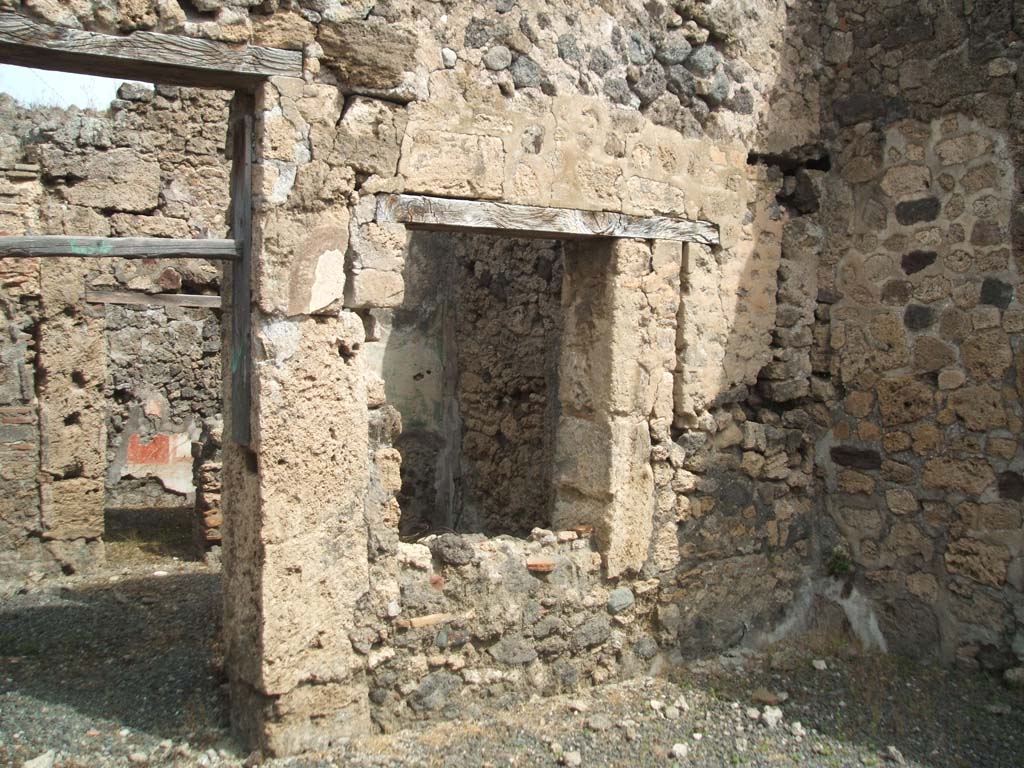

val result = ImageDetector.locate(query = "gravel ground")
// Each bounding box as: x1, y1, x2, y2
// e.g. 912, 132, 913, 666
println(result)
1, 550, 1022, 768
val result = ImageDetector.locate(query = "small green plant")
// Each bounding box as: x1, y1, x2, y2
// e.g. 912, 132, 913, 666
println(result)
826, 544, 853, 577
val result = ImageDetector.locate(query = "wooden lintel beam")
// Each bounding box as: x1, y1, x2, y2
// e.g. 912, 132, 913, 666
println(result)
0, 236, 239, 260
84, 290, 221, 309
376, 194, 720, 245
0, 13, 302, 89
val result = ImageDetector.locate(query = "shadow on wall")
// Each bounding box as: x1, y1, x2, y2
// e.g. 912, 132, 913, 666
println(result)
654, 1, 841, 656
373, 231, 565, 540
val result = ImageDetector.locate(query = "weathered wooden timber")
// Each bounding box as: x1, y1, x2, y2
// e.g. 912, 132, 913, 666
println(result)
376, 194, 720, 245
0, 236, 239, 260
0, 12, 302, 89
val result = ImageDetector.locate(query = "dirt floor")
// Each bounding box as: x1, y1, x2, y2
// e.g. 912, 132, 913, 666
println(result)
1, 539, 1022, 768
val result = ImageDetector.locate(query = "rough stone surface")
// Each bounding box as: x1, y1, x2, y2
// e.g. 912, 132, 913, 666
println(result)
1, 0, 1023, 756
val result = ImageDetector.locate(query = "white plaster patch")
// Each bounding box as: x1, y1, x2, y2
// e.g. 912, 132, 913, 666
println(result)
258, 319, 303, 367
308, 247, 347, 313
119, 425, 199, 496
269, 161, 297, 205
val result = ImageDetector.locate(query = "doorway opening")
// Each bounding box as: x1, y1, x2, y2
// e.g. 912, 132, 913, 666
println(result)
366, 232, 565, 539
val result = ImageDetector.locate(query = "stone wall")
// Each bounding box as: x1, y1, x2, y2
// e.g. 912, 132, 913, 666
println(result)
814, 0, 1024, 672
25, 85, 230, 515
0, 160, 46, 578
0, 85, 231, 575
6, 0, 1022, 756
0, 0, 824, 752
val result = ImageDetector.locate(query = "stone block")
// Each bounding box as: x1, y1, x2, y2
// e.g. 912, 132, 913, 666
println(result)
332, 97, 408, 178
956, 501, 1022, 532
886, 488, 918, 514
877, 376, 935, 425
906, 572, 938, 602
254, 207, 350, 316
962, 329, 1012, 381
319, 18, 421, 101
231, 678, 370, 756
830, 446, 882, 469
948, 385, 1005, 431
945, 538, 1010, 586
400, 130, 505, 199
64, 148, 160, 213
922, 457, 995, 496
881, 165, 931, 200
40, 478, 104, 541
934, 133, 992, 166
225, 316, 370, 711
883, 521, 932, 560
553, 416, 612, 497
345, 269, 404, 309
912, 337, 955, 373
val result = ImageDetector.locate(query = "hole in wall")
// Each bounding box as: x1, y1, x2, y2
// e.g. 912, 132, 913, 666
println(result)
746, 144, 832, 173
59, 462, 84, 480
375, 232, 566, 540
63, 411, 81, 426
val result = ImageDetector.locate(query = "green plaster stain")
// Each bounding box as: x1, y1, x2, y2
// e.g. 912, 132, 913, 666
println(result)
68, 239, 114, 256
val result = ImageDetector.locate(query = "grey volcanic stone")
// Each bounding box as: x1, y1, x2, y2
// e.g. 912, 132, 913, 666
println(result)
603, 76, 634, 106
998, 471, 1024, 501
971, 221, 1005, 246
118, 83, 153, 102
464, 18, 497, 48
791, 170, 819, 214
408, 671, 461, 712
901, 250, 937, 274
632, 64, 667, 106
623, 29, 654, 64
689, 96, 711, 124
607, 586, 635, 615
686, 45, 723, 76
484, 45, 513, 71
895, 197, 940, 225
572, 616, 612, 650
833, 93, 885, 125
703, 70, 731, 106
882, 280, 913, 304
635, 636, 659, 659
904, 304, 936, 330
655, 31, 692, 64
510, 55, 542, 87
589, 48, 615, 75
729, 86, 754, 114
666, 65, 696, 99
557, 34, 582, 63
981, 278, 1014, 308
830, 446, 882, 470
429, 534, 475, 566
488, 635, 538, 665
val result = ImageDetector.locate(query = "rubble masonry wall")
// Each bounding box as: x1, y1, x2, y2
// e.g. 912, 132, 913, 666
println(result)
2, 0, 1021, 755
0, 86, 231, 576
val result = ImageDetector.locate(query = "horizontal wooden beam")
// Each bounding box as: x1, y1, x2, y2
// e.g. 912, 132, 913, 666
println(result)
376, 194, 720, 245
84, 290, 221, 309
0, 236, 239, 260
0, 13, 302, 89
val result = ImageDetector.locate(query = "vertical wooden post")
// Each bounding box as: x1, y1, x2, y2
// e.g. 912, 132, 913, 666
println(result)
228, 92, 253, 445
